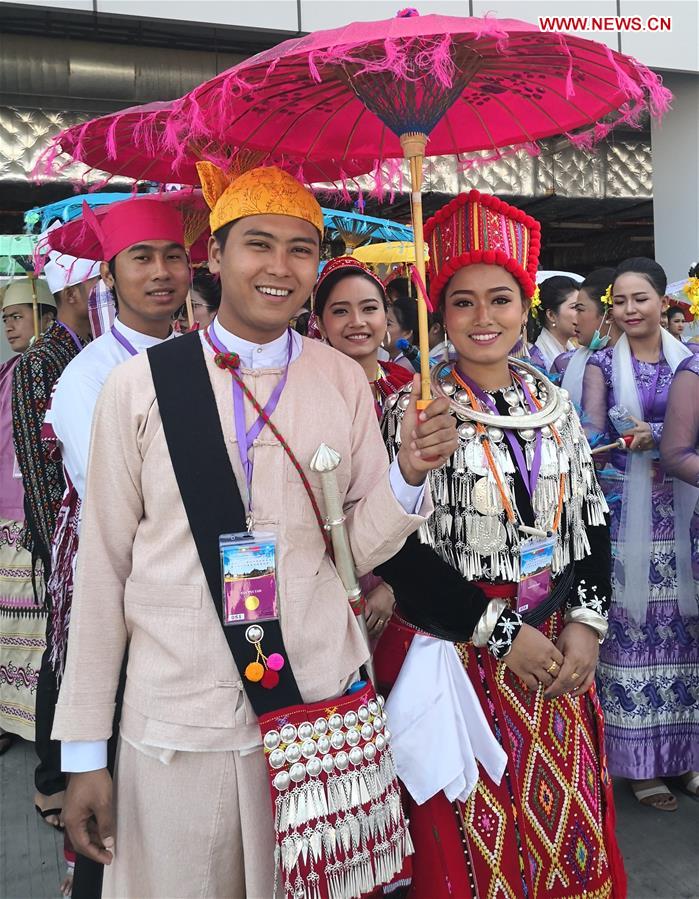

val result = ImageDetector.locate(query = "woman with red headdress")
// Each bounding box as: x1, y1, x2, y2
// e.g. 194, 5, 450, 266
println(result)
374, 191, 626, 898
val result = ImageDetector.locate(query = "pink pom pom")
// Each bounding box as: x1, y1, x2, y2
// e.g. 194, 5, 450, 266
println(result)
267, 653, 285, 671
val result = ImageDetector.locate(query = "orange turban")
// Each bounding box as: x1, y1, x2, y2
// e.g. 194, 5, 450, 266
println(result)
196, 161, 324, 237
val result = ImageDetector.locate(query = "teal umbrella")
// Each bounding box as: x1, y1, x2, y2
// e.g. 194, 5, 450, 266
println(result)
0, 234, 38, 276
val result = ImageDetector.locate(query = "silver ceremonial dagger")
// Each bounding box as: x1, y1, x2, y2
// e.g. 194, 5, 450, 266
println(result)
310, 443, 375, 681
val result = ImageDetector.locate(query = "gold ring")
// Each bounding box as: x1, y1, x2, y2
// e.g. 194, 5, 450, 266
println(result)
376, 619, 385, 627
546, 661, 559, 675
571, 672, 580, 680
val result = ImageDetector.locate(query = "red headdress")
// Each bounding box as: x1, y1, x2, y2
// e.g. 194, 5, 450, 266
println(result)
47, 195, 187, 263
424, 189, 541, 308
313, 255, 387, 309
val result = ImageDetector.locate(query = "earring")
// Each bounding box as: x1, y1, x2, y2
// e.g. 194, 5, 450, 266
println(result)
520, 323, 531, 358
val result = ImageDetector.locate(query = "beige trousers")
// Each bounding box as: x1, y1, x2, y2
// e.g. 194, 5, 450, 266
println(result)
103, 738, 276, 899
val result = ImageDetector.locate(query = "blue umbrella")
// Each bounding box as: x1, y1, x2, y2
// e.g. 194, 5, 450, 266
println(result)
24, 192, 135, 233
321, 208, 412, 250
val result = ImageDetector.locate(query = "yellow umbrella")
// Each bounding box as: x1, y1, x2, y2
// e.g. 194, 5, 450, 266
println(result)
352, 241, 429, 265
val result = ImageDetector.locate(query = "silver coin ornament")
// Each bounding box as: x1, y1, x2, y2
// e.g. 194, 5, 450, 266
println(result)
375, 734, 386, 752
313, 717, 329, 736
330, 730, 345, 750
269, 749, 285, 769
285, 743, 302, 764
245, 625, 264, 644
358, 706, 370, 722
328, 714, 343, 731
301, 739, 317, 758
280, 724, 297, 744
306, 757, 322, 778
398, 394, 411, 410
457, 422, 477, 441
363, 743, 377, 761
463, 441, 488, 476
473, 477, 504, 516
321, 754, 335, 773
361, 723, 374, 741
317, 735, 331, 754
467, 514, 508, 554
335, 751, 349, 771
520, 429, 536, 442
346, 728, 361, 747
349, 747, 364, 766
297, 722, 313, 741
368, 700, 380, 716
373, 716, 384, 733
289, 762, 306, 783
378, 695, 385, 707
273, 771, 290, 791
343, 711, 358, 729
487, 426, 504, 443
264, 730, 280, 751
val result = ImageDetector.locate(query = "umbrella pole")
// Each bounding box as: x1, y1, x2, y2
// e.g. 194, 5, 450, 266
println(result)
29, 273, 40, 341
400, 132, 431, 407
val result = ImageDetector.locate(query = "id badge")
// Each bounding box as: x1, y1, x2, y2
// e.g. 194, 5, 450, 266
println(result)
219, 532, 279, 626
517, 534, 556, 615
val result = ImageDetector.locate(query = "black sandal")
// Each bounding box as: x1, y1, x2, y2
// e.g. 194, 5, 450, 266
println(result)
0, 732, 15, 756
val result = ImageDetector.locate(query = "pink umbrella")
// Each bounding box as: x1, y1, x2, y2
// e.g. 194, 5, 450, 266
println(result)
159, 10, 670, 401
36, 100, 370, 189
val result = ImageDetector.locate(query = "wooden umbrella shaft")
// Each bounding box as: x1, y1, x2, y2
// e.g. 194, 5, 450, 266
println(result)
400, 132, 431, 407
29, 274, 40, 340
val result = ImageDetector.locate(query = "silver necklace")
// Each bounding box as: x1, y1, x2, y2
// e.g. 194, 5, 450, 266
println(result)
430, 358, 566, 430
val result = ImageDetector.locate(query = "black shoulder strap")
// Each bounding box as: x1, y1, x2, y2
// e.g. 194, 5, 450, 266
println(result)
148, 333, 302, 714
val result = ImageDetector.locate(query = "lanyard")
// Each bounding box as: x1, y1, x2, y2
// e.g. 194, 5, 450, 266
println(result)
110, 323, 139, 357
206, 322, 292, 509
58, 321, 83, 353
453, 367, 543, 497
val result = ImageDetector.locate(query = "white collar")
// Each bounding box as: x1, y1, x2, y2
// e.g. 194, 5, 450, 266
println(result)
112, 317, 174, 352
209, 317, 303, 369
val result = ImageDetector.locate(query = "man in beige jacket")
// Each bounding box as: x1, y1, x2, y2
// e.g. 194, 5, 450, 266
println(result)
54, 164, 458, 898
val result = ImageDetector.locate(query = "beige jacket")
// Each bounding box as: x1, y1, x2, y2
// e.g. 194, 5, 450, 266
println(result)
53, 337, 432, 751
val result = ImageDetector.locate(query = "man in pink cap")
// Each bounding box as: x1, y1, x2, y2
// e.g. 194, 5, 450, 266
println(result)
46, 197, 190, 503
40, 196, 190, 898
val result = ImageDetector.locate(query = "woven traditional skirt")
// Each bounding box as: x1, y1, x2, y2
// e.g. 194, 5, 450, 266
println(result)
0, 518, 45, 740
375, 610, 626, 899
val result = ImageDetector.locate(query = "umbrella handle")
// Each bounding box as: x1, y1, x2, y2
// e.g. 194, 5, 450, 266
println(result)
185, 289, 194, 329
400, 132, 431, 408
29, 273, 40, 340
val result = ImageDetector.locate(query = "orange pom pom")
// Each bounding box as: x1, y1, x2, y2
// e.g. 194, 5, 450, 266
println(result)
245, 662, 265, 683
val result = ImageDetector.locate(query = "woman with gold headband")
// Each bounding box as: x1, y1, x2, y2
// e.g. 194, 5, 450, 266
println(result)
374, 191, 626, 898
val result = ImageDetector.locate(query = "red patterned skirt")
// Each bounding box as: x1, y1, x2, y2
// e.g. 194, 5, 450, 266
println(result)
374, 597, 626, 899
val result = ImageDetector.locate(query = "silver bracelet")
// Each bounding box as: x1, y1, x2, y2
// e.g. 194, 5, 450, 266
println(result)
564, 607, 609, 643
472, 598, 509, 647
